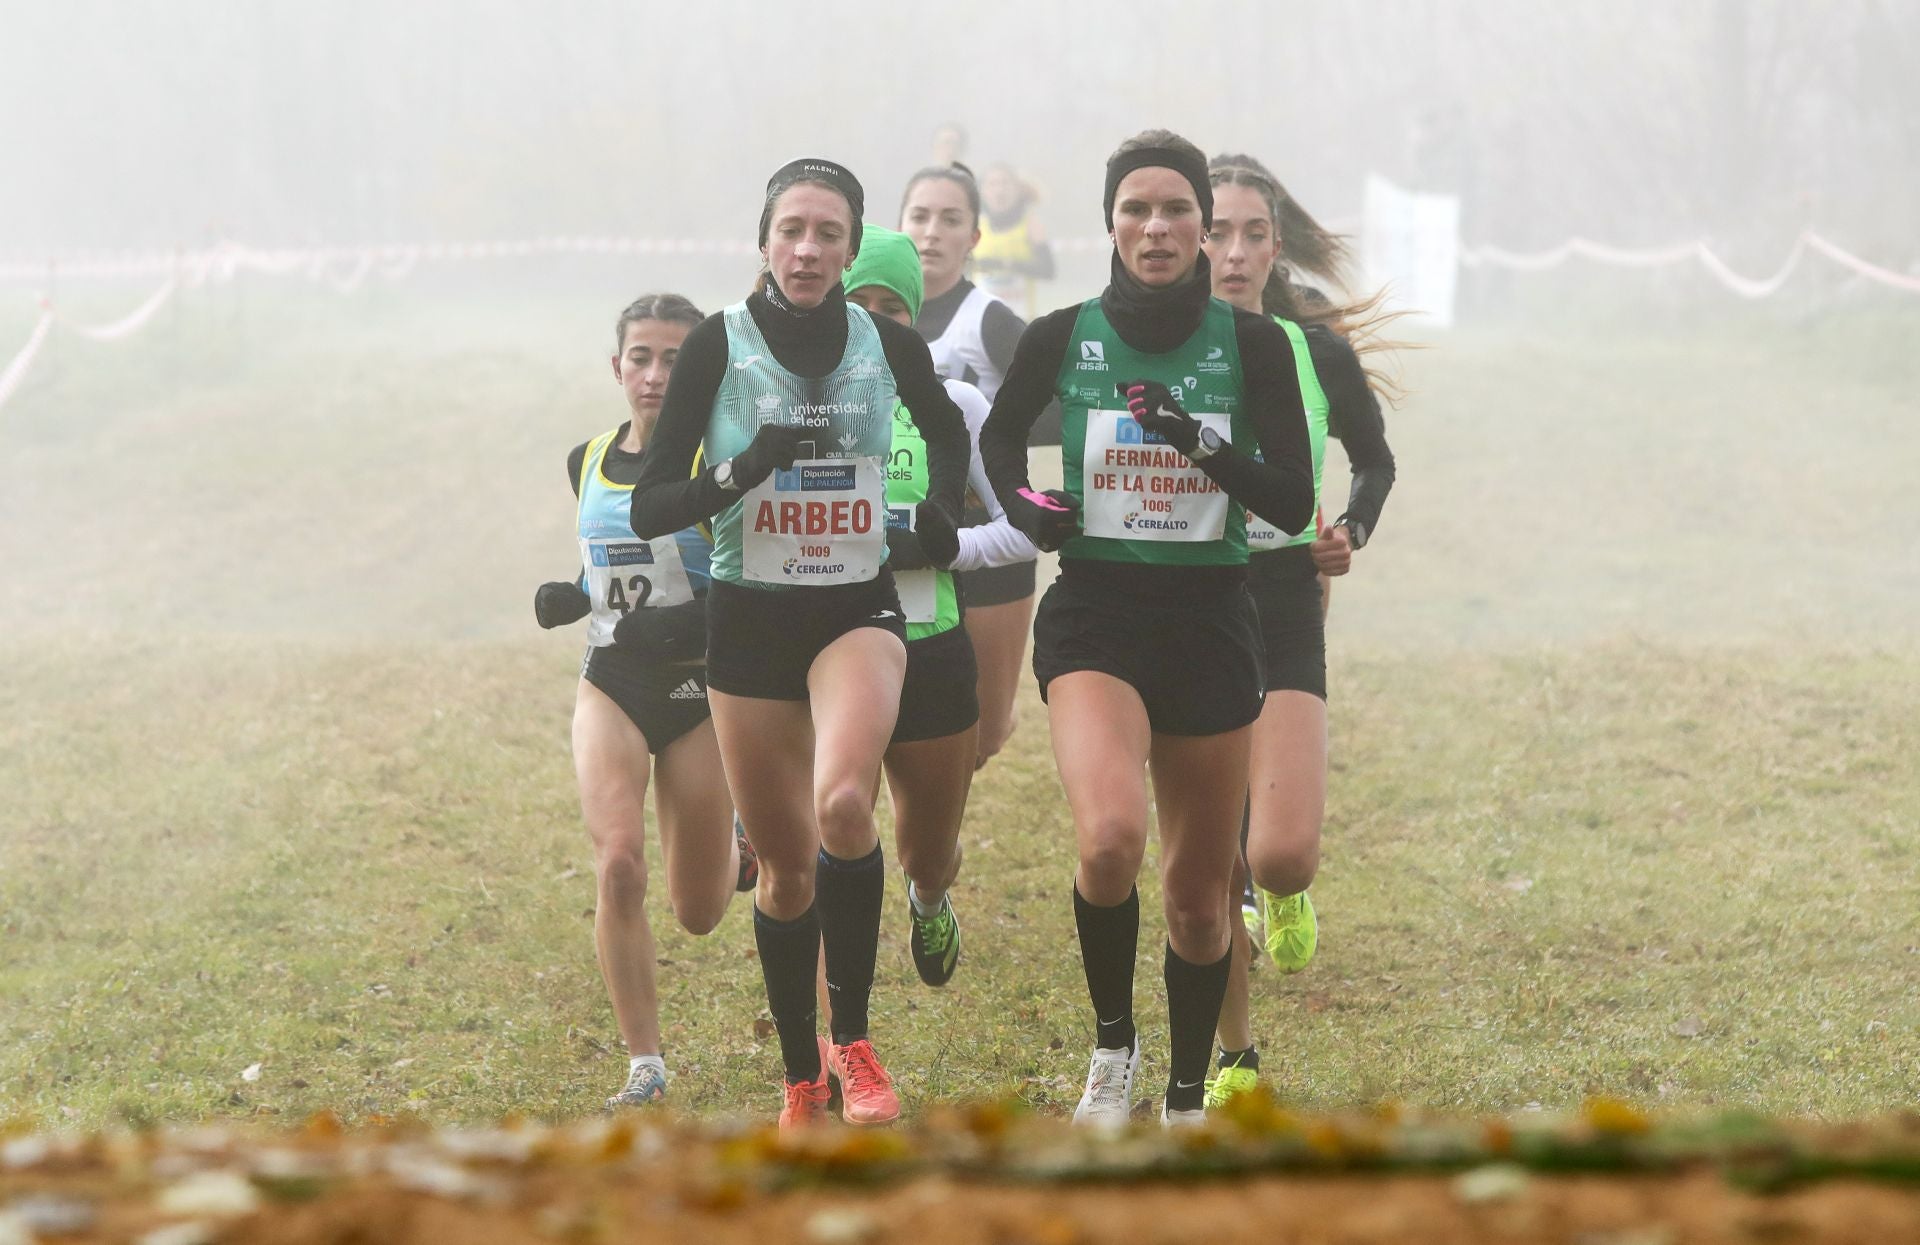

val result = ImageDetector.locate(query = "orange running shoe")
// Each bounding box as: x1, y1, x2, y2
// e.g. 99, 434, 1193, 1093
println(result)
826, 1038, 901, 1125
778, 1037, 832, 1131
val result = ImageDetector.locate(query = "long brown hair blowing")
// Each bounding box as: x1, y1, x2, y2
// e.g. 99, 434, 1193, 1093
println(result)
1208, 153, 1415, 402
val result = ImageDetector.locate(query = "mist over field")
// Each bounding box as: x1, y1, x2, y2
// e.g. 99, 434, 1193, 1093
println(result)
2, 2, 1917, 1132
3, 0, 1917, 649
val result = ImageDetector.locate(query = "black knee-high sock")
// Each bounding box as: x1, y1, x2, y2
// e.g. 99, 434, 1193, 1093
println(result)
753, 904, 822, 1083
816, 843, 885, 1045
1164, 940, 1233, 1111
1073, 885, 1139, 1052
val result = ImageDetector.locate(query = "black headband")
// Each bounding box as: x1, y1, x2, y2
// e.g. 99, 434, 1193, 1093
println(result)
759, 157, 866, 254
1103, 144, 1213, 232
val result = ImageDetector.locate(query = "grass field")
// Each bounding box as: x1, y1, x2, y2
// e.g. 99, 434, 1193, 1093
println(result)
2, 282, 1916, 1130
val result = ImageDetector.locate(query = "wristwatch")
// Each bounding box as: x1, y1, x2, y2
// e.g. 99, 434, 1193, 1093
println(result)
1334, 512, 1369, 550
1188, 426, 1226, 462
714, 458, 738, 491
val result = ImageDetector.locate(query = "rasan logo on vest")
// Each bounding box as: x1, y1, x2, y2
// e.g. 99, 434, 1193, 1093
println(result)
1076, 340, 1108, 372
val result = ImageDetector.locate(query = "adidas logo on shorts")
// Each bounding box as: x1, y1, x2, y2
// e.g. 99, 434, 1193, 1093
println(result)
668, 678, 705, 701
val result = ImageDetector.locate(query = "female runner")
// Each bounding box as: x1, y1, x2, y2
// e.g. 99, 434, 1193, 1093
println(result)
1199, 154, 1399, 1106
532, 293, 745, 1109
981, 131, 1315, 1126
630, 159, 968, 1130
974, 163, 1055, 319
898, 164, 1049, 767
837, 225, 1039, 988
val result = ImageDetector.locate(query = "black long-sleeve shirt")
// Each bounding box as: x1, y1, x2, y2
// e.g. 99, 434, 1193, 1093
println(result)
630, 287, 969, 543
980, 262, 1315, 591
1300, 326, 1396, 536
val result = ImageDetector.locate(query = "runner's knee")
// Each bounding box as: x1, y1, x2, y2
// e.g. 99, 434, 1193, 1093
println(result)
815, 782, 875, 855
1246, 833, 1319, 896
1078, 816, 1147, 899
594, 838, 649, 910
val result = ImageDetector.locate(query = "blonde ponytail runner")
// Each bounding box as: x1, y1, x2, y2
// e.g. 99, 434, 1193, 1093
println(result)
1207, 152, 1418, 404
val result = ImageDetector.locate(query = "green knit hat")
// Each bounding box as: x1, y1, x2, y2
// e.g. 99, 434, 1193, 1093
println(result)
841, 224, 924, 321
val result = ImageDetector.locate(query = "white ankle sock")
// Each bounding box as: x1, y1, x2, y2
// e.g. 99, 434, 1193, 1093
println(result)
908, 881, 943, 918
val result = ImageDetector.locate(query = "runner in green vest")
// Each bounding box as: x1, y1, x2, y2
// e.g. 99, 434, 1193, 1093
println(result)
839, 226, 1039, 991
1200, 153, 1401, 1108
980, 130, 1318, 1127
631, 159, 970, 1132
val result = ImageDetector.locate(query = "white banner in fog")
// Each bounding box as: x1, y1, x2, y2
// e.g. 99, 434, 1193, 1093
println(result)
1362, 174, 1461, 327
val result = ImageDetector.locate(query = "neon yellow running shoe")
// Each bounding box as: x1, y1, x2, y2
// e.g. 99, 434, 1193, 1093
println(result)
1203, 1064, 1260, 1110
1260, 888, 1317, 973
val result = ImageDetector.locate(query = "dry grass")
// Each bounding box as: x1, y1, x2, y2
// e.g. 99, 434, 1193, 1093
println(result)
2, 287, 1915, 1129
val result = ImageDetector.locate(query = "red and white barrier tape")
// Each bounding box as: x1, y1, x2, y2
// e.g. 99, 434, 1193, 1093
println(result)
0, 307, 52, 412
5, 227, 1916, 416
1461, 230, 1919, 298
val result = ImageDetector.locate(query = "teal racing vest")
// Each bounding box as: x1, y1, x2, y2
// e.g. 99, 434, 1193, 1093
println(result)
703, 302, 898, 588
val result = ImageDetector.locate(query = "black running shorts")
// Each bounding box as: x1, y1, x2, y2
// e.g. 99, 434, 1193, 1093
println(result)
892, 623, 980, 744
1247, 546, 1328, 700
1031, 571, 1265, 737
581, 645, 713, 755
704, 570, 909, 701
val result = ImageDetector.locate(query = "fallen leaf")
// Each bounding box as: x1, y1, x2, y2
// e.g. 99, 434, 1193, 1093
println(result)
752, 1018, 776, 1041
1671, 1015, 1705, 1039
137, 1224, 215, 1245
240, 1063, 263, 1083
159, 1170, 260, 1217
806, 1206, 878, 1243
1452, 1163, 1530, 1204
1501, 876, 1534, 894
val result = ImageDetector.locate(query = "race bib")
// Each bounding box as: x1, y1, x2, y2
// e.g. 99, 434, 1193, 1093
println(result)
883, 505, 940, 624
581, 535, 695, 646
741, 457, 885, 585
1081, 409, 1232, 542
895, 571, 938, 624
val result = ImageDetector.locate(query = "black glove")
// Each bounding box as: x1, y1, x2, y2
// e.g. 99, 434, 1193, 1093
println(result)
885, 525, 932, 571
728, 423, 807, 490
1118, 380, 1201, 455
1003, 487, 1082, 553
611, 599, 708, 662
913, 499, 961, 568
534, 581, 591, 629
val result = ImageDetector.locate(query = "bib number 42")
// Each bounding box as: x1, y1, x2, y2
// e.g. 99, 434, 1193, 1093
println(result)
605, 574, 653, 614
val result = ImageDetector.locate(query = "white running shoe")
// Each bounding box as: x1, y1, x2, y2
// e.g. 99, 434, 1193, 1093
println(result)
1161, 1104, 1208, 1129
1071, 1043, 1140, 1128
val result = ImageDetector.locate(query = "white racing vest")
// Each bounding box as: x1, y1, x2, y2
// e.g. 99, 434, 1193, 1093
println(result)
924, 284, 1009, 401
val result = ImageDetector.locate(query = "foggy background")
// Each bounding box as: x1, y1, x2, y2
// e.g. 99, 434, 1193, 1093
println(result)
2, 0, 1917, 649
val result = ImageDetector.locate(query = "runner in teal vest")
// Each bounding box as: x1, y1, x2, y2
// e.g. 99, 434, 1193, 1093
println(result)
529, 293, 746, 1113
841, 226, 1039, 993
1200, 152, 1401, 1109
979, 130, 1317, 1128
630, 159, 970, 1133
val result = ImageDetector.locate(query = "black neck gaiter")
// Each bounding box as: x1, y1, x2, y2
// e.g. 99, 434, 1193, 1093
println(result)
1099, 250, 1215, 356
749, 277, 851, 378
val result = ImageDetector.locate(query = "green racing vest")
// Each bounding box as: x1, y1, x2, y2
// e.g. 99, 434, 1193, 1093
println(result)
1052, 297, 1251, 565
